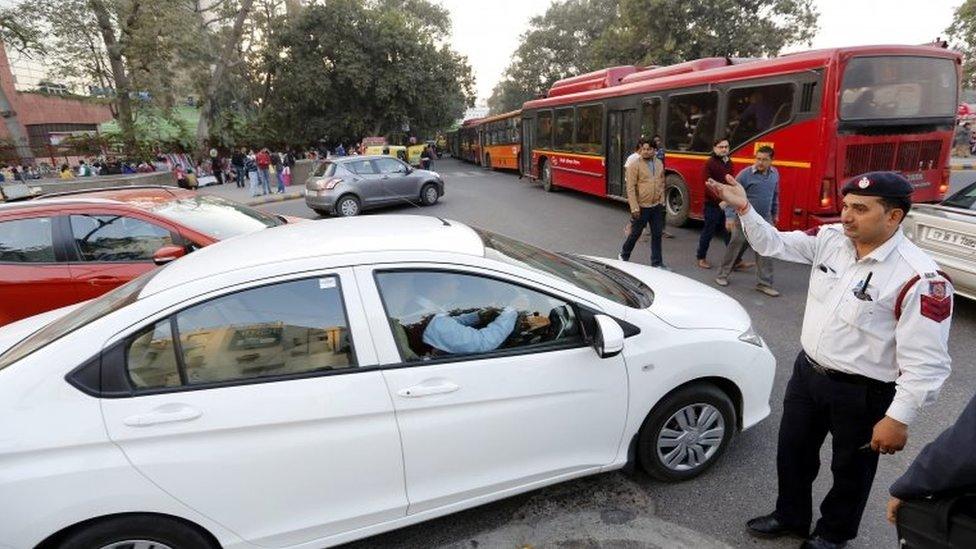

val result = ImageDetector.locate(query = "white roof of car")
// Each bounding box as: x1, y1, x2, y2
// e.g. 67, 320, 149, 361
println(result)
141, 214, 485, 296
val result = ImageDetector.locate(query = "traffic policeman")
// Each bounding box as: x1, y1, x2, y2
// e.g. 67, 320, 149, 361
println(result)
706, 171, 953, 549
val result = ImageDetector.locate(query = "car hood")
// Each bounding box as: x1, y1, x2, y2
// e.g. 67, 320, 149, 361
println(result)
586, 257, 751, 331
0, 302, 85, 356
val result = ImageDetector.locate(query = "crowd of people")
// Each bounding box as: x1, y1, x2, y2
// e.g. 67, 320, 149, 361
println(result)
619, 134, 782, 297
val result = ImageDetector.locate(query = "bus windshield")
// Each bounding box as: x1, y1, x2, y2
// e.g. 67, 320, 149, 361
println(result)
839, 56, 957, 121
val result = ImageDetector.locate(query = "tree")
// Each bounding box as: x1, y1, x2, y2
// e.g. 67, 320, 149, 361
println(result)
948, 0, 976, 88
488, 0, 819, 115
0, 5, 42, 163
487, 0, 619, 114
264, 0, 475, 145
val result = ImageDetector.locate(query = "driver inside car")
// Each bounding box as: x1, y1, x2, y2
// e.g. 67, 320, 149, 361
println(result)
387, 273, 549, 357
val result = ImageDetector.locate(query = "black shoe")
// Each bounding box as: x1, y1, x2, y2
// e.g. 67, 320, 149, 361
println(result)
800, 536, 847, 549
746, 513, 808, 539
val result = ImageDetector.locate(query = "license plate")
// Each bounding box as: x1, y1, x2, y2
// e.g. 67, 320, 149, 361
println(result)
925, 227, 976, 252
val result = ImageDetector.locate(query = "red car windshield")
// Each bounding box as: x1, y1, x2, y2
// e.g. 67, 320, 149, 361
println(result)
151, 195, 283, 239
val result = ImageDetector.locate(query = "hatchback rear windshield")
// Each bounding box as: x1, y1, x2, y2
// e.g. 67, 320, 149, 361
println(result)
942, 183, 976, 210
313, 162, 336, 177
152, 195, 283, 240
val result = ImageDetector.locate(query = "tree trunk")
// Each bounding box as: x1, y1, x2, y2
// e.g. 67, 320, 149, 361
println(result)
0, 79, 34, 164
89, 0, 137, 152
197, 0, 253, 154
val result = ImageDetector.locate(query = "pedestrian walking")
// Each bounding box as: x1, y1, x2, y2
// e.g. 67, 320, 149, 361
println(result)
618, 137, 667, 268
271, 150, 284, 193
715, 145, 781, 296
625, 137, 675, 240
246, 151, 260, 197
256, 148, 272, 195
708, 171, 954, 549
231, 148, 246, 188
697, 138, 732, 268
210, 148, 224, 185
953, 122, 970, 157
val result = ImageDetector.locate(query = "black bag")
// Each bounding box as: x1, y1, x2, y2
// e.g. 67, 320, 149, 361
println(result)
896, 494, 976, 549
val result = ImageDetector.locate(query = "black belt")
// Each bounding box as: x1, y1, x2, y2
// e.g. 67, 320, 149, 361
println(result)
801, 352, 894, 388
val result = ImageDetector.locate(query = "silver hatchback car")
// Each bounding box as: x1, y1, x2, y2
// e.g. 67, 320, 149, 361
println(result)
305, 155, 445, 216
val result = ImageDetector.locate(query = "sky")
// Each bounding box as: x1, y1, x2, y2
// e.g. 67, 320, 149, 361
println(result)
440, 0, 963, 104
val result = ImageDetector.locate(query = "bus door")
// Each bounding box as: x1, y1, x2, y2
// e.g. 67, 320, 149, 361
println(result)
520, 117, 534, 176
607, 109, 637, 198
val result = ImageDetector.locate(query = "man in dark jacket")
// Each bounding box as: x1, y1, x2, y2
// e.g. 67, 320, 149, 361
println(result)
887, 392, 976, 523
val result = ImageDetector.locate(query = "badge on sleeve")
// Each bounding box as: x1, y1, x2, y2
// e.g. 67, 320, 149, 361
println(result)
920, 280, 952, 322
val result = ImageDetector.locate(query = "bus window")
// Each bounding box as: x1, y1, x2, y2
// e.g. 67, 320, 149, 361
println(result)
727, 83, 794, 148
576, 104, 603, 154
554, 107, 574, 151
537, 111, 553, 149
641, 98, 661, 139
840, 57, 956, 121
666, 92, 718, 153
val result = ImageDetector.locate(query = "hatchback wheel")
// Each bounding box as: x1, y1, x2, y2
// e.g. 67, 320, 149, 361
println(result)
637, 384, 735, 482
420, 183, 439, 206
334, 195, 361, 217
59, 515, 214, 549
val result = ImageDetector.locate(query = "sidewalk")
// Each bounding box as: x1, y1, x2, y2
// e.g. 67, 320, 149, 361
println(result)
197, 180, 305, 207
951, 156, 976, 171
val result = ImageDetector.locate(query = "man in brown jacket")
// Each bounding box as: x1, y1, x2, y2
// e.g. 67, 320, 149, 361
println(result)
619, 137, 667, 267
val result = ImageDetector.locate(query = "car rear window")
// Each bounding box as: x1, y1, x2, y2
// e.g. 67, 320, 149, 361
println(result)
313, 162, 336, 177
0, 217, 55, 263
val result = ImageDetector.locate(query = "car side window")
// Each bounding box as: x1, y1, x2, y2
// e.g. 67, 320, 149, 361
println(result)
375, 270, 582, 362
375, 158, 407, 174
348, 159, 378, 175
69, 214, 173, 262
124, 276, 356, 390
0, 217, 56, 262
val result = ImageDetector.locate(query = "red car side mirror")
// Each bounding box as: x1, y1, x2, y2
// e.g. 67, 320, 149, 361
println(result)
153, 245, 186, 266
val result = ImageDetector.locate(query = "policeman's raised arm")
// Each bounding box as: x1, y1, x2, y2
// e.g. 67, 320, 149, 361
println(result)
707, 174, 818, 264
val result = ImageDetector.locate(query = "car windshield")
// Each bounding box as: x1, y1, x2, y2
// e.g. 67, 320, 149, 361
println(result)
942, 183, 976, 210
0, 268, 161, 371
152, 195, 283, 240
476, 228, 653, 308
839, 56, 957, 121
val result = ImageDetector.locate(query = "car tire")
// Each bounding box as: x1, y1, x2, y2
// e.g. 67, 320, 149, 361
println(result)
637, 383, 736, 482
420, 183, 439, 206
664, 173, 690, 227
58, 514, 215, 549
541, 159, 557, 192
334, 195, 361, 217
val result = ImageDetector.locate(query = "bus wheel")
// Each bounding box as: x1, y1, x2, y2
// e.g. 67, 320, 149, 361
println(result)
665, 174, 690, 227
485, 154, 492, 170
541, 159, 557, 192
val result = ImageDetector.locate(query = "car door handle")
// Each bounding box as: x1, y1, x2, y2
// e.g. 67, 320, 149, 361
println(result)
397, 381, 460, 398
87, 275, 123, 285
123, 405, 202, 427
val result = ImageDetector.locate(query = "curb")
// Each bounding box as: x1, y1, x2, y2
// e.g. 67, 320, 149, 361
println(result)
244, 191, 304, 207
951, 163, 976, 171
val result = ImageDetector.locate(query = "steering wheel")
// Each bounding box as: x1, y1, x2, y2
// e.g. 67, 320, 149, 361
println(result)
546, 305, 572, 341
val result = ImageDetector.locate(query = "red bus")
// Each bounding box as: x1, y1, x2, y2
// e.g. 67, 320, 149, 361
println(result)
479, 109, 522, 170
518, 45, 961, 229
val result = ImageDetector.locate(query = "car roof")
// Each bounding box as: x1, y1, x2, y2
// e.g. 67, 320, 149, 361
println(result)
330, 155, 401, 163
0, 186, 197, 215
140, 215, 485, 297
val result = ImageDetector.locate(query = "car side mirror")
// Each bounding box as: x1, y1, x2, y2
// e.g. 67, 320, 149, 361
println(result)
593, 314, 624, 359
153, 245, 186, 266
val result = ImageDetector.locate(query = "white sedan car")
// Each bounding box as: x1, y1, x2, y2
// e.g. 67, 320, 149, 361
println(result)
0, 215, 774, 549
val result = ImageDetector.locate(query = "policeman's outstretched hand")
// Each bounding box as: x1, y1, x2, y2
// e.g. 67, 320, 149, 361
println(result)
705, 175, 749, 211
871, 415, 908, 454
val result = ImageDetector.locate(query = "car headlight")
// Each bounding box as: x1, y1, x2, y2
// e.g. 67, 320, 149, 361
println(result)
738, 324, 764, 347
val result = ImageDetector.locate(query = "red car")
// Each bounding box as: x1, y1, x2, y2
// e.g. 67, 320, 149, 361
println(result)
0, 186, 301, 325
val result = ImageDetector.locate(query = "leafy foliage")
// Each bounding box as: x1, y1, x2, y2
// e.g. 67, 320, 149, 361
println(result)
488, 0, 819, 114
948, 0, 976, 88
